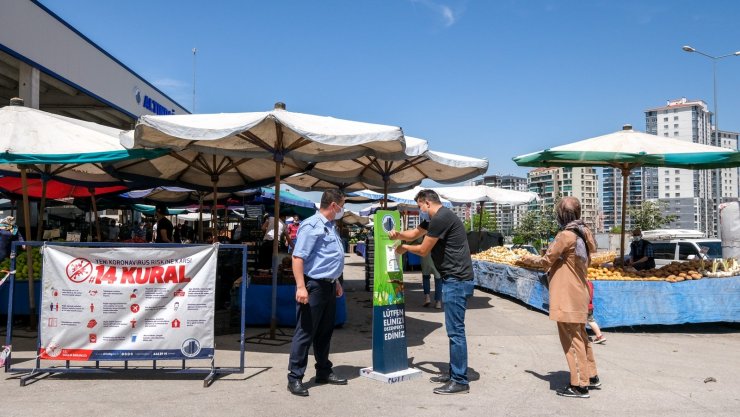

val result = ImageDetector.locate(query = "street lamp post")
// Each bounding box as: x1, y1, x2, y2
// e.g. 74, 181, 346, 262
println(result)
682, 45, 740, 239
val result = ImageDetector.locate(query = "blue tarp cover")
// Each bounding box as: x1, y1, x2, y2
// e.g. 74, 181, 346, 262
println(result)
473, 260, 740, 328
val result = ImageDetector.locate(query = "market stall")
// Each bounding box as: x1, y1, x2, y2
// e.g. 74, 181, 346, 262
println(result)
472, 248, 740, 328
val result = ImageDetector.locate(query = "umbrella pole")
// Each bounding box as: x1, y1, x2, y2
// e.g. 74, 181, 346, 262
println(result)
620, 168, 629, 264
383, 179, 389, 209
199, 193, 204, 243
270, 161, 282, 339
90, 188, 101, 242
20, 166, 37, 329
478, 201, 484, 233
36, 168, 49, 241
212, 178, 219, 241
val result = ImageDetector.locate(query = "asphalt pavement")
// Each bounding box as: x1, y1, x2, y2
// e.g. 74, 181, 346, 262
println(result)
2, 253, 738, 417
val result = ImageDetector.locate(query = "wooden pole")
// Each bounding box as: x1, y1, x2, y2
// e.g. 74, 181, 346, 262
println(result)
212, 177, 219, 242
90, 188, 101, 242
620, 168, 629, 264
20, 166, 37, 328
198, 192, 204, 243
269, 161, 282, 339
36, 166, 49, 241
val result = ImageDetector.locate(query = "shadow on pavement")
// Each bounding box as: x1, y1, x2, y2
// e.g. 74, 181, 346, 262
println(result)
524, 369, 570, 391
409, 358, 481, 382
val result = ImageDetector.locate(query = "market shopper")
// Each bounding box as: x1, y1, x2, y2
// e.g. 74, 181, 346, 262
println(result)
154, 204, 173, 243
587, 280, 606, 344
625, 228, 655, 271
390, 189, 474, 395
287, 189, 347, 397
523, 196, 600, 398
0, 216, 24, 262
260, 214, 289, 269
286, 215, 300, 253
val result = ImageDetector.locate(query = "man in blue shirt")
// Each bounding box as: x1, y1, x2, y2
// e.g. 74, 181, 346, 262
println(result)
287, 189, 347, 397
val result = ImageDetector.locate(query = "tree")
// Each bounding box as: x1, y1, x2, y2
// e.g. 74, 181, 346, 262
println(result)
627, 200, 678, 231
465, 207, 497, 232
513, 205, 559, 249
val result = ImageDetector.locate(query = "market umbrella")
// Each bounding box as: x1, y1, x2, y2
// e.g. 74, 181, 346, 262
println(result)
285, 136, 488, 207
513, 124, 740, 261
340, 210, 370, 226
120, 102, 406, 337
236, 187, 318, 220
120, 187, 238, 241
0, 99, 163, 322
284, 173, 420, 195
433, 184, 539, 231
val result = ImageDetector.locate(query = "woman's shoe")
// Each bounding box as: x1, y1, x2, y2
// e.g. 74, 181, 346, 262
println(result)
423, 295, 431, 307
556, 385, 589, 398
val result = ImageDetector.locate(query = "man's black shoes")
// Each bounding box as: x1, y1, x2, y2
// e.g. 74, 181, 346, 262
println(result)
556, 384, 590, 398
429, 374, 451, 383
314, 373, 348, 385
287, 380, 309, 397
433, 381, 470, 395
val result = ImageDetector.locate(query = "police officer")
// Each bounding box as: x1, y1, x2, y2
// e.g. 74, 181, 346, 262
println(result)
287, 189, 347, 397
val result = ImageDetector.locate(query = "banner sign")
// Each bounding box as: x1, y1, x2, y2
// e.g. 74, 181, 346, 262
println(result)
38, 245, 218, 361
372, 210, 409, 374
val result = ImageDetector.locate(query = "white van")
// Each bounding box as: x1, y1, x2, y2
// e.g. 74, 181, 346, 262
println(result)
639, 229, 722, 267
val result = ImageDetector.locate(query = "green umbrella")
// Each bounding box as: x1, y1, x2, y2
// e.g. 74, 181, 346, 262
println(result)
514, 124, 740, 262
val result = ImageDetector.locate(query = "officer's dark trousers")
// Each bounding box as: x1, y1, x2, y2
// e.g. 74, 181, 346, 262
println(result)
287, 278, 337, 382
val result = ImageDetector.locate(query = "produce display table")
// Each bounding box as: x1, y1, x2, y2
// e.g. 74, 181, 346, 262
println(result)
473, 260, 740, 328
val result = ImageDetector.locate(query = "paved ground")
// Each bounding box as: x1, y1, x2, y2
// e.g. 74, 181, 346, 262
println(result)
2, 253, 739, 417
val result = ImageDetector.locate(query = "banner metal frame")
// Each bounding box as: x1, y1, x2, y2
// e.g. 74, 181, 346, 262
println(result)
3, 241, 248, 387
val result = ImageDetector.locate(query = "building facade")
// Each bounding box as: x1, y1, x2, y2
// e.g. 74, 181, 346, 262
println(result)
474, 175, 528, 235
527, 167, 599, 231
602, 98, 738, 237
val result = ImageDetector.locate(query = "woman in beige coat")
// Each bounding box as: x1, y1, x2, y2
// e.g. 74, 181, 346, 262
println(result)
525, 196, 600, 398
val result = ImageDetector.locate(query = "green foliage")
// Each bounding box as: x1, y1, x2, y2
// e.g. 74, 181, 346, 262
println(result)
628, 200, 678, 231
513, 205, 559, 248
610, 226, 622, 234
464, 208, 498, 232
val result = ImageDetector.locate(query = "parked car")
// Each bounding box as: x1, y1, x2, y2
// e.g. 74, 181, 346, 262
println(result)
639, 229, 721, 267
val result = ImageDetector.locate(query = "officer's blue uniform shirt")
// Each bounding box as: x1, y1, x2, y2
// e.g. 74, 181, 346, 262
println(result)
292, 212, 344, 280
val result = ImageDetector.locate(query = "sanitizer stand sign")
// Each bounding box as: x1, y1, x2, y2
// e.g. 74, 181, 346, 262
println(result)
371, 210, 409, 374
39, 245, 217, 361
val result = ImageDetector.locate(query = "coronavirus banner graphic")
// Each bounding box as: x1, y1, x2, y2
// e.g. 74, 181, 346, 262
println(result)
39, 245, 217, 361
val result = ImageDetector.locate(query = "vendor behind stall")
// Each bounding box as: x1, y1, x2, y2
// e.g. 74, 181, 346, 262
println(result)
0, 216, 23, 261
626, 228, 655, 271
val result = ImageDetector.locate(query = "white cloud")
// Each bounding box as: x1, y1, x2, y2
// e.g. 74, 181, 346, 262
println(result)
411, 0, 461, 27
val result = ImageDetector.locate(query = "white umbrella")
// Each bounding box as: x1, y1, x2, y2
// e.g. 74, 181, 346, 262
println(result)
121, 102, 406, 337
340, 210, 370, 226
433, 185, 539, 205
433, 184, 539, 236
286, 136, 488, 206
0, 100, 161, 322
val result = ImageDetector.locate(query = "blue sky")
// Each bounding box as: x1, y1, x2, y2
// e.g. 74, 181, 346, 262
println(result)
41, 0, 740, 181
